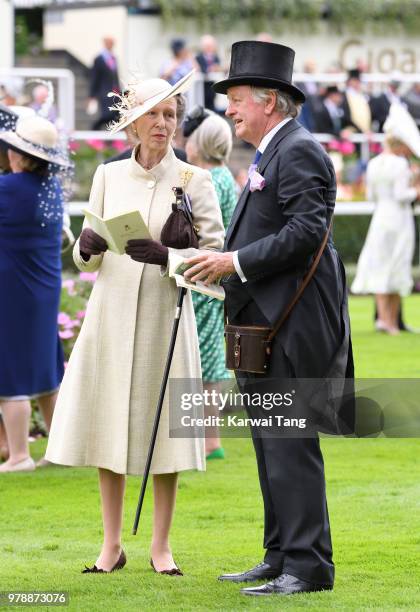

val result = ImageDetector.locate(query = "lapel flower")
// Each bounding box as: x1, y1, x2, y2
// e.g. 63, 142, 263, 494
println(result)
249, 169, 266, 192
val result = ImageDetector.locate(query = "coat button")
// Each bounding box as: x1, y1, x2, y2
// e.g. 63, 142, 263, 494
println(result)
147, 180, 155, 189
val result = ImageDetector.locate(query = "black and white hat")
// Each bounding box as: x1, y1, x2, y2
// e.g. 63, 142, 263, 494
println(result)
0, 115, 71, 167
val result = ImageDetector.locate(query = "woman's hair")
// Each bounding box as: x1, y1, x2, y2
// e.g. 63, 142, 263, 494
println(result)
18, 151, 49, 175
175, 94, 186, 127
0, 149, 11, 172
251, 87, 302, 119
188, 113, 232, 164
384, 134, 407, 153
171, 38, 186, 58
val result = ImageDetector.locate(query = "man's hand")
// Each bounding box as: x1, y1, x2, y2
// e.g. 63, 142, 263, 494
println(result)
125, 239, 168, 266
86, 98, 98, 116
184, 252, 235, 285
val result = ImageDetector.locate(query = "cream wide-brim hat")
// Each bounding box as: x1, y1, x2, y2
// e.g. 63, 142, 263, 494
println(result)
108, 70, 195, 134
0, 114, 71, 168
383, 103, 420, 158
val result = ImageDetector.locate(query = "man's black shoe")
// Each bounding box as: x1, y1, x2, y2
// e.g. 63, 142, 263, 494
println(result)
240, 573, 333, 596
218, 562, 282, 583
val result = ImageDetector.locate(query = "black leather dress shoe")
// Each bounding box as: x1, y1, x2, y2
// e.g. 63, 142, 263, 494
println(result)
241, 573, 333, 596
218, 562, 282, 583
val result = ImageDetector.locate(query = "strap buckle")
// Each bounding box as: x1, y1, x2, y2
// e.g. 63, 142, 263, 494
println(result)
234, 331, 241, 369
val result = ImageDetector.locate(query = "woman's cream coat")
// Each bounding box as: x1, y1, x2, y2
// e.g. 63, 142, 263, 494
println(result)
46, 147, 225, 475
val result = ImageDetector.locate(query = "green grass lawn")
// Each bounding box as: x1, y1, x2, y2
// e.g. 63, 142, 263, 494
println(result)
1, 296, 420, 611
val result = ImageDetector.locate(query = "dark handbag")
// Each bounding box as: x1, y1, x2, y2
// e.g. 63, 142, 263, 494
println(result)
225, 325, 272, 373
225, 223, 332, 374
161, 186, 199, 250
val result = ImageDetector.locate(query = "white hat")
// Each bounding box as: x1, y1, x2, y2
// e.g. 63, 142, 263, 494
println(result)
0, 115, 70, 167
109, 70, 195, 134
9, 105, 37, 119
383, 103, 420, 158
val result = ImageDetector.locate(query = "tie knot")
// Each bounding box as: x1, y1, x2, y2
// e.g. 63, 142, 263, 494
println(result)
248, 150, 262, 179
248, 149, 262, 177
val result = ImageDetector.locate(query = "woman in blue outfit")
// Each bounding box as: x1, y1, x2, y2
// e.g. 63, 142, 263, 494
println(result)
0, 115, 69, 473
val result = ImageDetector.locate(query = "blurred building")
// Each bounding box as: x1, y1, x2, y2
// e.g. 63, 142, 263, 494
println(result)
6, 0, 420, 80
3, 1, 419, 128
0, 0, 14, 67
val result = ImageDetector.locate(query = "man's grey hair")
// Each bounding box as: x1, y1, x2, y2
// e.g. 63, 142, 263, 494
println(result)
251, 87, 301, 119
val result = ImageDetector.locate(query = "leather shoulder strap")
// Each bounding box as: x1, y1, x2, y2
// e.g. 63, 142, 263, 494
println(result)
268, 221, 332, 342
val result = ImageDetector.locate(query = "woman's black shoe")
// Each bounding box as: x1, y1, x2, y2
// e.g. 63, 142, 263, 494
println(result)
82, 549, 126, 574
150, 558, 183, 576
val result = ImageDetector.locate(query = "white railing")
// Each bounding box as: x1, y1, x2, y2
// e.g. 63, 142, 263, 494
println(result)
72, 130, 385, 143
73, 130, 126, 141
71, 129, 384, 166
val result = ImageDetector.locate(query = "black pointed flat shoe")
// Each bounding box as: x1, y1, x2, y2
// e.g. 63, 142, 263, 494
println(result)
82, 549, 126, 574
150, 558, 183, 576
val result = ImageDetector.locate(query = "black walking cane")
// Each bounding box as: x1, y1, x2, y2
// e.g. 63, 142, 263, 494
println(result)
132, 285, 187, 535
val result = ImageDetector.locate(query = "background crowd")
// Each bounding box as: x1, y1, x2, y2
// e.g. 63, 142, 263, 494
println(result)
3, 32, 420, 205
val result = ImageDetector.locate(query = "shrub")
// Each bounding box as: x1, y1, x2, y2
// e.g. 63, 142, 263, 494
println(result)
58, 272, 96, 361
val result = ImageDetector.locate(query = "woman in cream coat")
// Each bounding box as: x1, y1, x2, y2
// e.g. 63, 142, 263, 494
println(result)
46, 72, 224, 574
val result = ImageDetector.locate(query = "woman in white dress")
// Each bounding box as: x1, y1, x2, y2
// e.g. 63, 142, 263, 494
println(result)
46, 73, 224, 574
352, 107, 420, 334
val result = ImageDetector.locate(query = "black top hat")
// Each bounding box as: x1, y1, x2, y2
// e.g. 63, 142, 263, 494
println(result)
213, 41, 305, 103
324, 85, 341, 97
347, 68, 361, 81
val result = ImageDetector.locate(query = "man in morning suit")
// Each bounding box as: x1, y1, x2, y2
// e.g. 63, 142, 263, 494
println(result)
312, 85, 352, 137
88, 37, 120, 130
184, 41, 353, 597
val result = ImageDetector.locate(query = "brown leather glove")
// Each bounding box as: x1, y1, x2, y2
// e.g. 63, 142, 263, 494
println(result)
79, 228, 108, 261
125, 239, 168, 266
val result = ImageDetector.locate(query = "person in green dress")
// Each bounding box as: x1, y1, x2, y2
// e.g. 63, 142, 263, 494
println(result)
185, 110, 236, 458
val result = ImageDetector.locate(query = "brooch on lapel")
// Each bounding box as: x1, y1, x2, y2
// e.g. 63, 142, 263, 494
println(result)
180, 169, 194, 188
178, 169, 199, 234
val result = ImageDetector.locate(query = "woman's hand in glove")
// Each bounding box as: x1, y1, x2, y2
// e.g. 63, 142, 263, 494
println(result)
125, 239, 168, 266
79, 228, 108, 261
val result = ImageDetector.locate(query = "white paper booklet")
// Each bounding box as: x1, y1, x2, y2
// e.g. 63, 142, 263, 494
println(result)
83, 208, 151, 255
169, 253, 225, 301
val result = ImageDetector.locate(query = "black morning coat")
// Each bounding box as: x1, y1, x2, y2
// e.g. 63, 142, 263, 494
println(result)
222, 119, 354, 427
90, 54, 120, 113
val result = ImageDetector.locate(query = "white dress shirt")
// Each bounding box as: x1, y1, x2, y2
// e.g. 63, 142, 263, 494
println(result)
232, 117, 292, 282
